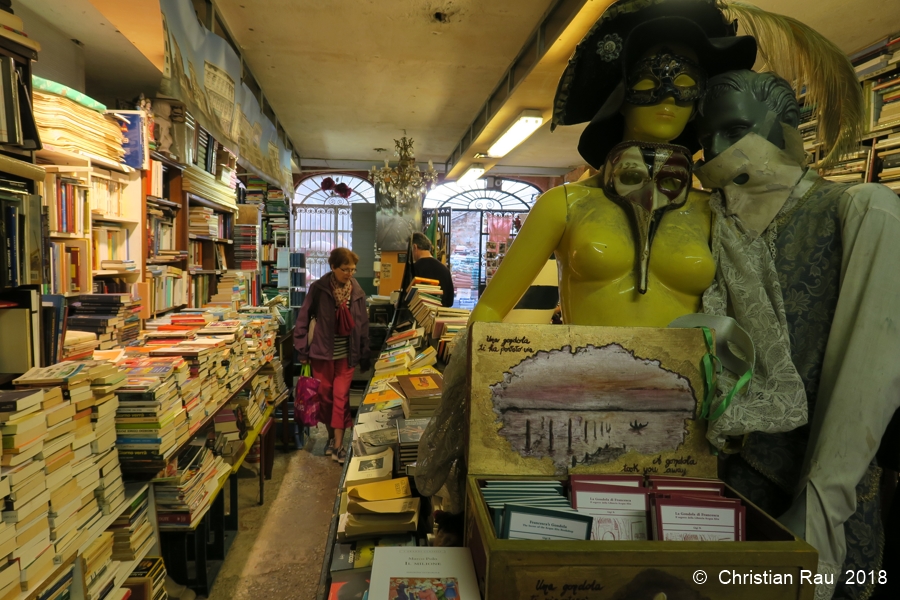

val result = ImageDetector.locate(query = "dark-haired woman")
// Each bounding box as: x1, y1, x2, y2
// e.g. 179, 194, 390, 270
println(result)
294, 247, 371, 464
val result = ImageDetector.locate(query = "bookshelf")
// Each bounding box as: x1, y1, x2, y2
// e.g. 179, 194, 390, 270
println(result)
185, 192, 235, 308
35, 147, 144, 296
810, 33, 900, 191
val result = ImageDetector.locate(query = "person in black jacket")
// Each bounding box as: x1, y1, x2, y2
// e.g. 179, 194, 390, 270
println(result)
410, 232, 454, 307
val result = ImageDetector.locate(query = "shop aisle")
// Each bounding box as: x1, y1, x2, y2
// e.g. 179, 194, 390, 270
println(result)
209, 427, 340, 600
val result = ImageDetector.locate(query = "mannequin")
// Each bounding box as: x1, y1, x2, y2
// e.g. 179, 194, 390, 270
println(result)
695, 70, 899, 600
415, 9, 757, 517
470, 17, 755, 327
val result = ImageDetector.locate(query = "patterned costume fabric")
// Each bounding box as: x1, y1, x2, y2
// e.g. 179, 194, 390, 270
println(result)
713, 172, 887, 600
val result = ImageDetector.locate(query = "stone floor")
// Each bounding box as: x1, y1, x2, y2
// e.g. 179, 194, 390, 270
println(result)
207, 425, 342, 600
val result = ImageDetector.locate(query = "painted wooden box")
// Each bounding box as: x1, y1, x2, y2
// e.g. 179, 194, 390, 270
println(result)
464, 322, 817, 600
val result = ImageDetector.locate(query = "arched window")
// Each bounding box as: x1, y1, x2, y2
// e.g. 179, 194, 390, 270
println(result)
294, 174, 375, 205
293, 174, 374, 284
424, 178, 542, 210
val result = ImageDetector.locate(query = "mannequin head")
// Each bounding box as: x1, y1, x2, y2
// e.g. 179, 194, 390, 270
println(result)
621, 45, 703, 144
696, 70, 801, 161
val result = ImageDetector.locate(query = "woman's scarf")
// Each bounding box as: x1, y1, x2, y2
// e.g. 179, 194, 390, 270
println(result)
331, 273, 352, 307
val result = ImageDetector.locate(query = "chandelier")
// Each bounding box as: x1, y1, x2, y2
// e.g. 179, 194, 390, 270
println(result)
368, 137, 439, 210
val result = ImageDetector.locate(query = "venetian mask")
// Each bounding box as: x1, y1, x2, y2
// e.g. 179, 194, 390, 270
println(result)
625, 52, 707, 105
603, 141, 693, 294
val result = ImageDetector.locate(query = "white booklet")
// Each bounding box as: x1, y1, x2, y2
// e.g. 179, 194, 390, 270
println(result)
368, 547, 480, 600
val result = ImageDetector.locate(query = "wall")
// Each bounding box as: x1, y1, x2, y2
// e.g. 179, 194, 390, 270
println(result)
13, 0, 86, 91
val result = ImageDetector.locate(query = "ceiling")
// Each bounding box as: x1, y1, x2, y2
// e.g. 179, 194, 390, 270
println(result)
215, 0, 900, 176
15, 0, 900, 176
16, 0, 163, 106
214, 0, 556, 166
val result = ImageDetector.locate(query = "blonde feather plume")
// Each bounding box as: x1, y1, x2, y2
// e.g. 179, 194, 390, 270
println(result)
719, 1, 864, 166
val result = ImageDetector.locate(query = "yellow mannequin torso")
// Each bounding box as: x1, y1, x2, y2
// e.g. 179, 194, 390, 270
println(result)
470, 176, 714, 327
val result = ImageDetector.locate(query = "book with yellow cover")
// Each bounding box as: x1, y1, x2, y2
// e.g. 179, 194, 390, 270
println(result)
346, 477, 412, 502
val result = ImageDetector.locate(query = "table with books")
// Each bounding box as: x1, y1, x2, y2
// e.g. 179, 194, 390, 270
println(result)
315, 304, 458, 600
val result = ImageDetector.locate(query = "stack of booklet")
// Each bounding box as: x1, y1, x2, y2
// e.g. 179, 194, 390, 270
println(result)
481, 475, 747, 542
390, 373, 443, 419
336, 477, 420, 542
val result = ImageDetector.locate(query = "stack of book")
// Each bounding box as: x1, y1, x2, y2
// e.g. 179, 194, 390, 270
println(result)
878, 146, 900, 190
68, 294, 142, 349
107, 487, 153, 562
390, 373, 443, 419
352, 400, 402, 458
153, 442, 230, 530
0, 388, 53, 593
234, 224, 259, 271
244, 178, 266, 203
33, 89, 125, 164
188, 206, 219, 237
123, 556, 167, 600
372, 346, 416, 378
337, 475, 420, 541
62, 330, 100, 360
819, 148, 870, 183
395, 417, 429, 474
83, 531, 116, 600
115, 366, 186, 467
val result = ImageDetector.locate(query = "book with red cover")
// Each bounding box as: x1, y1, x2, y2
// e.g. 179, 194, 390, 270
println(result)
652, 496, 745, 542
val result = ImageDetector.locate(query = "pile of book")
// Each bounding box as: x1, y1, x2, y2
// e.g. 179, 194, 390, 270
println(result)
115, 363, 187, 467
188, 206, 219, 237
337, 474, 420, 541
878, 146, 900, 190
83, 531, 116, 600
123, 556, 167, 600
244, 177, 266, 203
153, 441, 230, 529
819, 148, 870, 183
480, 475, 746, 543
62, 330, 100, 360
389, 373, 443, 419
0, 387, 53, 594
107, 487, 154, 562
234, 224, 259, 271
68, 294, 142, 349
33, 89, 125, 164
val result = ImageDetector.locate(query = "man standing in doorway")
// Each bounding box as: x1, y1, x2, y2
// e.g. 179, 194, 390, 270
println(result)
410, 232, 455, 307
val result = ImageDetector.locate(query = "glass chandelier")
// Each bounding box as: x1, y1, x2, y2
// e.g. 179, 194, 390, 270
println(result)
368, 137, 439, 210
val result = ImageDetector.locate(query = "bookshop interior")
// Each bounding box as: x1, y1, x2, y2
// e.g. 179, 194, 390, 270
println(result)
3, 0, 900, 599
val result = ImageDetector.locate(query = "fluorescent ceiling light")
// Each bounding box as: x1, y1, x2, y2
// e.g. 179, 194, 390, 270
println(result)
457, 164, 486, 186
487, 110, 544, 158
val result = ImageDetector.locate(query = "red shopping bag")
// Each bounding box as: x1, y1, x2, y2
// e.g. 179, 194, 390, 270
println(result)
294, 363, 320, 427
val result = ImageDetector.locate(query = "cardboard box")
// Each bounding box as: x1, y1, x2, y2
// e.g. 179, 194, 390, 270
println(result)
464, 323, 817, 600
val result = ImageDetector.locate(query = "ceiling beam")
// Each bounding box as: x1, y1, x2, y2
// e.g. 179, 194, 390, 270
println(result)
445, 0, 615, 180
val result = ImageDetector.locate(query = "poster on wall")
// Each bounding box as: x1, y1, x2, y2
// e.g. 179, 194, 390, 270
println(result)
375, 188, 422, 251
158, 0, 293, 195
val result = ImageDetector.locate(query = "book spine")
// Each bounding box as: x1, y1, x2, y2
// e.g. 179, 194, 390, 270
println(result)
5, 203, 17, 287
155, 513, 191, 524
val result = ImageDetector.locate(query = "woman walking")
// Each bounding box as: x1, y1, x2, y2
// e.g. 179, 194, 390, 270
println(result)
294, 247, 371, 464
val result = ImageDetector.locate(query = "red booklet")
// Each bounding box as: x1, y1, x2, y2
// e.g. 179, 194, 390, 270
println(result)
652, 496, 745, 542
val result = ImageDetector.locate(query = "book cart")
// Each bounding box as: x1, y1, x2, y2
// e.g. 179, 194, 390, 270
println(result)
464, 322, 818, 600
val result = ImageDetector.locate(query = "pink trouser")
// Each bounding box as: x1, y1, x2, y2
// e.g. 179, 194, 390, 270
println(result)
311, 357, 354, 430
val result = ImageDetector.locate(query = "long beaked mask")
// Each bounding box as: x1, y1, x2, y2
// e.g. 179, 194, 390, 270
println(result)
694, 113, 805, 240
602, 141, 693, 294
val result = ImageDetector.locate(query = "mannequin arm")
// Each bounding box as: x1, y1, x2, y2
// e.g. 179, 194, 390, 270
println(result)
469, 185, 568, 323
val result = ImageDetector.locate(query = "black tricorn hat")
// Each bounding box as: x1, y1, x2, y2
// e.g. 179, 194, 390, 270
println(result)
577, 16, 757, 168
552, 0, 743, 129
